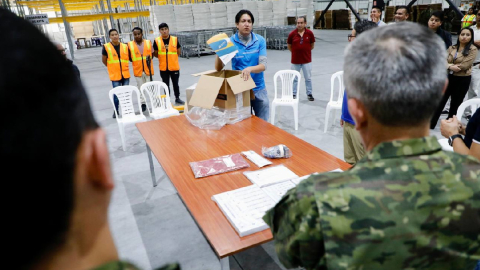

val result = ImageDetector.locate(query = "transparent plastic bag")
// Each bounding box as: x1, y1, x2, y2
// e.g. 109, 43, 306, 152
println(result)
189, 153, 250, 178
185, 106, 230, 130
262, 144, 292, 159
226, 106, 252, 124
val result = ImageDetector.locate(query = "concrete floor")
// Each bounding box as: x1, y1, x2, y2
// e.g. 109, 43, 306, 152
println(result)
74, 29, 443, 270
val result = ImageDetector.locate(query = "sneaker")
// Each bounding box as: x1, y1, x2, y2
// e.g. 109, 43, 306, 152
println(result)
293, 95, 296, 99
441, 110, 449, 115
141, 104, 146, 112
175, 98, 185, 105
308, 94, 314, 101
112, 110, 116, 119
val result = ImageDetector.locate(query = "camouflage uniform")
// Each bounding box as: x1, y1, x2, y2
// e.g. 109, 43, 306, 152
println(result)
93, 261, 180, 270
263, 136, 480, 270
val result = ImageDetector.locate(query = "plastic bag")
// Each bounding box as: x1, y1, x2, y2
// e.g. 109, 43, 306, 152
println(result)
186, 106, 229, 130
189, 153, 250, 178
226, 106, 251, 124
262, 144, 292, 159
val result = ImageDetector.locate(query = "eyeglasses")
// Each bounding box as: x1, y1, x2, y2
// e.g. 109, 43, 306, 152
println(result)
348, 34, 356, 41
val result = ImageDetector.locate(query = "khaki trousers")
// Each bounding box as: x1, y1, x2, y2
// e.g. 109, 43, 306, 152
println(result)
343, 122, 366, 165
135, 73, 152, 104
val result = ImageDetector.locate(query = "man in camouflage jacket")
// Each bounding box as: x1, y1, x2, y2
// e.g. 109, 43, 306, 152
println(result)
264, 22, 480, 270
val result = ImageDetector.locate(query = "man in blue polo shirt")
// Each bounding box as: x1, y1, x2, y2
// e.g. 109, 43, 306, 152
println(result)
215, 9, 269, 121
340, 20, 377, 164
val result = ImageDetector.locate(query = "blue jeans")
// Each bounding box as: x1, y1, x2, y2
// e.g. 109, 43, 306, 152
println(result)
475, 260, 480, 270
292, 63, 313, 96
251, 88, 270, 122
111, 78, 130, 112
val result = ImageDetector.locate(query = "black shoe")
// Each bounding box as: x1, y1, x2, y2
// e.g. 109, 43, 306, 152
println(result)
441, 110, 449, 115
308, 94, 314, 101
112, 111, 116, 118
142, 104, 146, 112
175, 98, 185, 105
293, 95, 296, 99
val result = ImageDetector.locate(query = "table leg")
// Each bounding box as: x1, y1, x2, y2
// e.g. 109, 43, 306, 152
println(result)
220, 256, 230, 270
146, 144, 157, 187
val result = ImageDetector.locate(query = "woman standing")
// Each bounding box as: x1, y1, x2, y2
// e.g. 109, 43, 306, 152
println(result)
215, 10, 269, 121
431, 28, 477, 129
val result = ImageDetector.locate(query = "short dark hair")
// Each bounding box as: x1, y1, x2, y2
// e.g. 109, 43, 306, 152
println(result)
158, 22, 169, 30
296, 16, 307, 23
431, 11, 444, 22
396, 5, 410, 15
108, 28, 118, 35
235, 9, 255, 24
372, 6, 382, 14
0, 8, 98, 269
132, 26, 143, 33
354, 20, 378, 35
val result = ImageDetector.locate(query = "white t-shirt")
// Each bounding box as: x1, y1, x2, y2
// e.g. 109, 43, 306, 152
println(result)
471, 25, 480, 62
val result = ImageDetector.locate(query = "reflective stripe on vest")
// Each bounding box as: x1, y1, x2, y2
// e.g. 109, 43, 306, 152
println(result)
105, 42, 130, 81
462, 15, 475, 27
128, 40, 153, 76
156, 36, 179, 71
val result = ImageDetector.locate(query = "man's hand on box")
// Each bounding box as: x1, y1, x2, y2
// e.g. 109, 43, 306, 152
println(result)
241, 67, 253, 81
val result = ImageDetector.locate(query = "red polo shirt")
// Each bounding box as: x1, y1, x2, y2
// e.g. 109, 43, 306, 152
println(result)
287, 28, 315, 64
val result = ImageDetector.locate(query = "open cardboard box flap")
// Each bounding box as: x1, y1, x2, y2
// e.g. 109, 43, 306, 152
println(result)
189, 75, 225, 109
226, 75, 257, 95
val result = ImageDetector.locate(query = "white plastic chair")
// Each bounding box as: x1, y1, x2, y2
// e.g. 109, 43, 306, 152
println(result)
270, 70, 301, 130
141, 81, 180, 120
456, 98, 480, 119
109, 86, 147, 151
324, 71, 345, 133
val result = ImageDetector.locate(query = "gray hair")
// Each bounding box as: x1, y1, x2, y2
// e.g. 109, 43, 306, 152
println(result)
344, 22, 447, 127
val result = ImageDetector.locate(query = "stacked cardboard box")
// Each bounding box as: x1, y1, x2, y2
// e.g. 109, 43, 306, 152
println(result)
334, 10, 350, 29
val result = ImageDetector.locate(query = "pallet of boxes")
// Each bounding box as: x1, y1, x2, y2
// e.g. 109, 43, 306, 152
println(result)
185, 33, 255, 130
314, 9, 351, 29
314, 10, 333, 29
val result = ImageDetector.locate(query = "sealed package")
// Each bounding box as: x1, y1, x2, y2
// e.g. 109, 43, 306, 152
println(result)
190, 153, 250, 178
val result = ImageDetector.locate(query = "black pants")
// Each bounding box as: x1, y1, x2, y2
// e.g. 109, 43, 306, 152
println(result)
160, 70, 180, 99
430, 74, 471, 129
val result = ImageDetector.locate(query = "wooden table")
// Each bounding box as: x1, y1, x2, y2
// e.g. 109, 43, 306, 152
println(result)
136, 116, 350, 268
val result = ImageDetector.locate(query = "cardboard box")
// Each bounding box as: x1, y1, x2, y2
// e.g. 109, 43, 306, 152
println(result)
185, 83, 197, 113
190, 70, 256, 110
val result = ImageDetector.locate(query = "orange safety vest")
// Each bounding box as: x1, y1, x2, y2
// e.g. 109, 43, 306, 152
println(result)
156, 36, 180, 71
462, 15, 476, 28
128, 39, 154, 77
104, 42, 130, 81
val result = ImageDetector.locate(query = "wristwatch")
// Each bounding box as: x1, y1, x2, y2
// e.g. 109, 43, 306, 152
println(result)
448, 134, 463, 146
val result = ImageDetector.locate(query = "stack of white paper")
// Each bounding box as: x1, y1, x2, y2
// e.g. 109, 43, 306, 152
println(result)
212, 167, 344, 237
226, 2, 244, 27
209, 2, 228, 29
243, 165, 299, 187
174, 5, 194, 32
212, 185, 276, 237
192, 4, 211, 30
